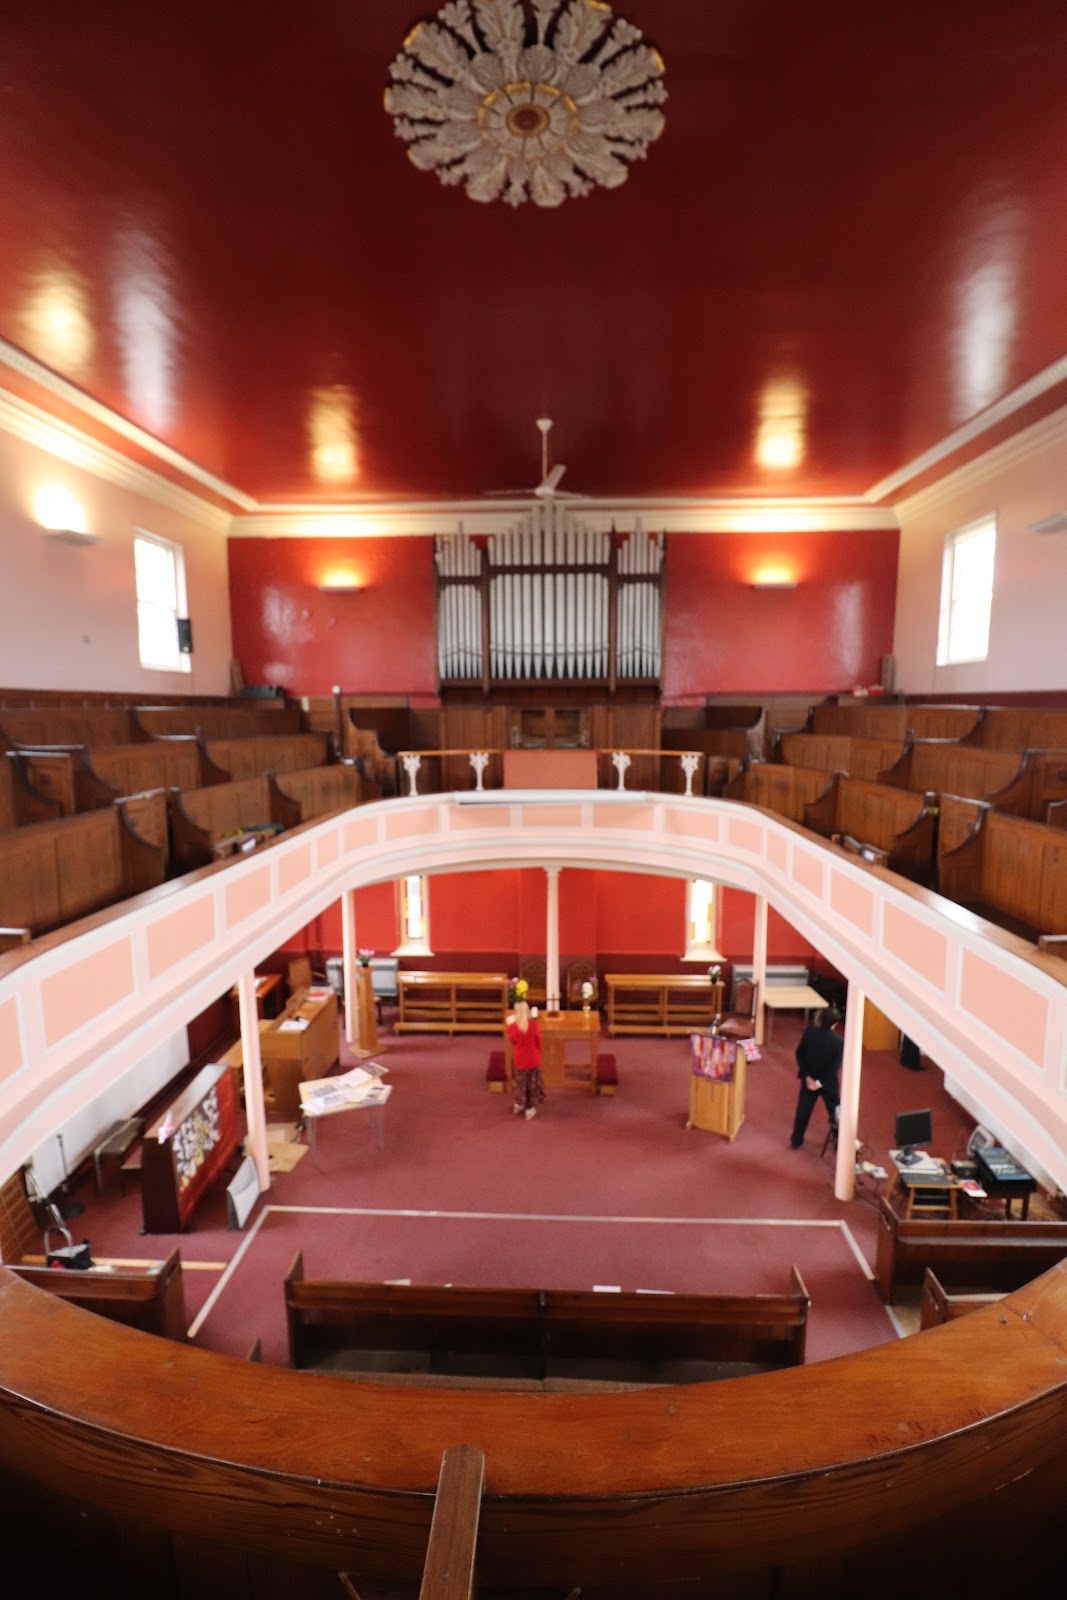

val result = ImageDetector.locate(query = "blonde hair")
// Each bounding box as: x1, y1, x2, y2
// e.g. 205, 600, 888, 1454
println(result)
514, 998, 531, 1034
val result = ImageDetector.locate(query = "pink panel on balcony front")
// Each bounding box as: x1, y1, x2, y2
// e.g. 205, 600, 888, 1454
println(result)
728, 818, 762, 854
343, 816, 378, 852
793, 849, 826, 899
316, 830, 340, 868
830, 872, 874, 937
385, 807, 436, 840
522, 806, 584, 829
767, 832, 789, 872
665, 808, 721, 842
449, 806, 505, 831
225, 867, 272, 929
147, 899, 216, 981
41, 941, 135, 1047
593, 805, 655, 831
882, 903, 948, 990
279, 843, 313, 895
0, 998, 22, 1083
960, 950, 1049, 1067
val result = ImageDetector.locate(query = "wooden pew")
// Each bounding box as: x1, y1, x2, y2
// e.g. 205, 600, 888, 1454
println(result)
272, 762, 361, 821
661, 726, 759, 764
778, 731, 906, 780
919, 1268, 1005, 1330
284, 1256, 810, 1382
20, 738, 225, 815
0, 705, 146, 751
879, 738, 1067, 818
962, 706, 1067, 752
803, 774, 937, 882
135, 702, 302, 739
0, 752, 62, 828
874, 1196, 1067, 1300
205, 731, 330, 781
8, 1249, 186, 1341
726, 761, 833, 822
937, 798, 1067, 942
168, 776, 302, 871
0, 803, 166, 937
810, 703, 981, 742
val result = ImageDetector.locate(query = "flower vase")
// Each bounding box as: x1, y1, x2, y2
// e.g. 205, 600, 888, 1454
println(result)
357, 964, 379, 1055
582, 1002, 591, 1014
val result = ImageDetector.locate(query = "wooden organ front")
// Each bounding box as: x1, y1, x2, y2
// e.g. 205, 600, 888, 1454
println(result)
141, 1063, 239, 1233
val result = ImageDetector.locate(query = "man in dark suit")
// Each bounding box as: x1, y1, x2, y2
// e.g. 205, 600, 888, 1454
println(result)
790, 1007, 842, 1148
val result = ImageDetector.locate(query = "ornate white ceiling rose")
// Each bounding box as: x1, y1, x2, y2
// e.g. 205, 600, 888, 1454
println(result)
384, 0, 667, 208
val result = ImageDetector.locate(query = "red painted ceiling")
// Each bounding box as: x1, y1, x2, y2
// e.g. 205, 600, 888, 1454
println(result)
3, 1, 1067, 503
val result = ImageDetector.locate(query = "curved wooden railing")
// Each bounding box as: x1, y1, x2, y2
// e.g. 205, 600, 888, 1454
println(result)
1, 1262, 1066, 1587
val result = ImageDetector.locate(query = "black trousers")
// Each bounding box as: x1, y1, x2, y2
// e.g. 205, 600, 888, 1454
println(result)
791, 1082, 839, 1147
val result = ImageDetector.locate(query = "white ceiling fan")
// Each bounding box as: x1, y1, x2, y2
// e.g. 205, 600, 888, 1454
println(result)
486, 417, 583, 500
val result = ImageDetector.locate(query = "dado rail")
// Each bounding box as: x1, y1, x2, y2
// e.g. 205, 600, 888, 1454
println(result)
2, 791, 1067, 1590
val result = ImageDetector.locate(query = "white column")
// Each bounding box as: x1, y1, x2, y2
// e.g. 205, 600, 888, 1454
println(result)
545, 866, 561, 1013
835, 987, 866, 1202
341, 889, 359, 1047
752, 894, 768, 1044
237, 969, 270, 1193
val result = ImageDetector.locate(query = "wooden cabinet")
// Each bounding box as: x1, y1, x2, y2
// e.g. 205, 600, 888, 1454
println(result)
395, 972, 509, 1034
605, 975, 724, 1036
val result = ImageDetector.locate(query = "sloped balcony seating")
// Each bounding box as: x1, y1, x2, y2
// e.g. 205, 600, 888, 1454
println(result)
936, 797, 1067, 944
725, 761, 833, 823
271, 761, 361, 820
879, 738, 1067, 819
0, 752, 61, 829
961, 707, 1067, 751
0, 801, 166, 937
135, 703, 302, 739
809, 702, 982, 742
20, 738, 226, 815
803, 774, 938, 883
168, 776, 303, 871
0, 705, 147, 751
204, 732, 331, 782
778, 731, 906, 781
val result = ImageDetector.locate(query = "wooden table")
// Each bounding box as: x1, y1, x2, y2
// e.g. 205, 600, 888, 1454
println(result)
395, 972, 509, 1034
299, 1078, 392, 1165
760, 984, 828, 1040
605, 975, 724, 1037
508, 1010, 600, 1093
890, 1152, 961, 1220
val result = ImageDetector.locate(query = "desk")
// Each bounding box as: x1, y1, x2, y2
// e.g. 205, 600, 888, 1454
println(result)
974, 1147, 1037, 1219
890, 1151, 961, 1220
516, 1011, 600, 1092
256, 989, 339, 1117
395, 972, 509, 1033
605, 975, 724, 1037
299, 1079, 391, 1165
761, 985, 828, 1040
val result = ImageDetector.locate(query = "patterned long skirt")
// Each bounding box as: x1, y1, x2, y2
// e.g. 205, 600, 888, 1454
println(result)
513, 1067, 546, 1112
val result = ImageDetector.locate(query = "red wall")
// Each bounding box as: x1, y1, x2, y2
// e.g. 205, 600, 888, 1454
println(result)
227, 536, 437, 696
282, 870, 815, 966
227, 529, 897, 698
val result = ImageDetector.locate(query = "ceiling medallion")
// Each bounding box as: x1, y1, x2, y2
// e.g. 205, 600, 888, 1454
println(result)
384, 0, 667, 208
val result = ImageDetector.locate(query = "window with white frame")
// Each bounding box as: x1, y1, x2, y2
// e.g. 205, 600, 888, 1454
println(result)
936, 515, 996, 666
396, 874, 432, 955
135, 531, 188, 671
684, 878, 721, 961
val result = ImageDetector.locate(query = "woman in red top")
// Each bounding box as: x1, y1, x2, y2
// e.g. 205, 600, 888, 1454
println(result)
507, 999, 544, 1120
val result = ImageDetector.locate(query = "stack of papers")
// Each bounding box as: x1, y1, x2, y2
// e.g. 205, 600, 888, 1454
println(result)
302, 1064, 387, 1115
306, 986, 333, 1000
278, 1017, 309, 1032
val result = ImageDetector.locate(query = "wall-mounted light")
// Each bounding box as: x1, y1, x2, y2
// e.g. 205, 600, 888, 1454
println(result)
750, 565, 798, 590
317, 565, 364, 594
34, 484, 100, 545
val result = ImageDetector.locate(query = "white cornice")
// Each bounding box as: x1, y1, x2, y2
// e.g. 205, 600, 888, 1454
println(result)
865, 353, 1067, 504
893, 401, 1067, 522
0, 336, 256, 512
0, 390, 233, 533
230, 497, 899, 538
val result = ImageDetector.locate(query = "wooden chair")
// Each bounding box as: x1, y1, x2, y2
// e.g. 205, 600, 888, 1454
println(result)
519, 957, 547, 1006
715, 979, 756, 1040
287, 956, 313, 996
565, 958, 599, 1009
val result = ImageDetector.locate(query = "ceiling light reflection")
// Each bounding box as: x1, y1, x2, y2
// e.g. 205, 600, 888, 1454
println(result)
308, 387, 359, 486
953, 200, 1021, 421
755, 377, 807, 471
21, 271, 94, 374
115, 230, 176, 433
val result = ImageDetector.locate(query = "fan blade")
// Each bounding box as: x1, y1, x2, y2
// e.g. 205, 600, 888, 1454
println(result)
535, 463, 566, 497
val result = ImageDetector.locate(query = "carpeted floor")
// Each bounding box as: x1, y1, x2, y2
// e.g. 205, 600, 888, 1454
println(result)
69, 1012, 974, 1366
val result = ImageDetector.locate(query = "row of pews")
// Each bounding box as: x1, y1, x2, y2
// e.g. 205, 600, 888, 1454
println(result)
729, 698, 1067, 949
0, 692, 362, 944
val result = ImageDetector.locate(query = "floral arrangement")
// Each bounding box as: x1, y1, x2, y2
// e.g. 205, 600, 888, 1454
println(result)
509, 976, 529, 1005
357, 948, 375, 967
581, 980, 595, 1002
708, 964, 722, 984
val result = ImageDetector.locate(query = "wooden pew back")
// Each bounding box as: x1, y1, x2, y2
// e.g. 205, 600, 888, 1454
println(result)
0, 805, 165, 936
0, 706, 141, 749
727, 762, 832, 822
272, 763, 360, 821
964, 707, 1067, 751
875, 1197, 1067, 1299
206, 732, 330, 781
804, 775, 935, 880
883, 741, 1025, 804
811, 704, 981, 741
89, 738, 208, 798
938, 801, 1067, 938
136, 703, 302, 739
779, 731, 905, 779
169, 777, 301, 870
919, 1269, 1004, 1330
0, 754, 61, 829
8, 1249, 186, 1341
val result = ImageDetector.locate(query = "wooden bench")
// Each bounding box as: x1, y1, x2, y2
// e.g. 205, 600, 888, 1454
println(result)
0, 705, 146, 750
725, 760, 833, 822
395, 972, 509, 1033
0, 751, 61, 828
803, 774, 937, 882
961, 706, 1067, 752
168, 776, 303, 871
874, 1196, 1067, 1301
284, 1255, 810, 1383
919, 1268, 1005, 1330
8, 1249, 186, 1342
778, 731, 906, 781
809, 703, 981, 742
19, 738, 225, 815
604, 974, 725, 1036
0, 803, 166, 937
880, 739, 1067, 819
135, 702, 302, 739
272, 761, 361, 820
936, 797, 1067, 943
205, 731, 331, 781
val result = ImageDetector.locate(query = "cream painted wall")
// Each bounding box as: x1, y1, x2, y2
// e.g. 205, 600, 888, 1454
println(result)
0, 425, 233, 693
893, 408, 1067, 694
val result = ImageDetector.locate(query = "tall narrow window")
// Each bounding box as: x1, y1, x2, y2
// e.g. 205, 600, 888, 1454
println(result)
397, 874, 432, 955
936, 516, 996, 666
135, 531, 188, 671
685, 878, 721, 960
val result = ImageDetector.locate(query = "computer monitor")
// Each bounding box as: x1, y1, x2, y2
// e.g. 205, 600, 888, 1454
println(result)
895, 1108, 933, 1166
